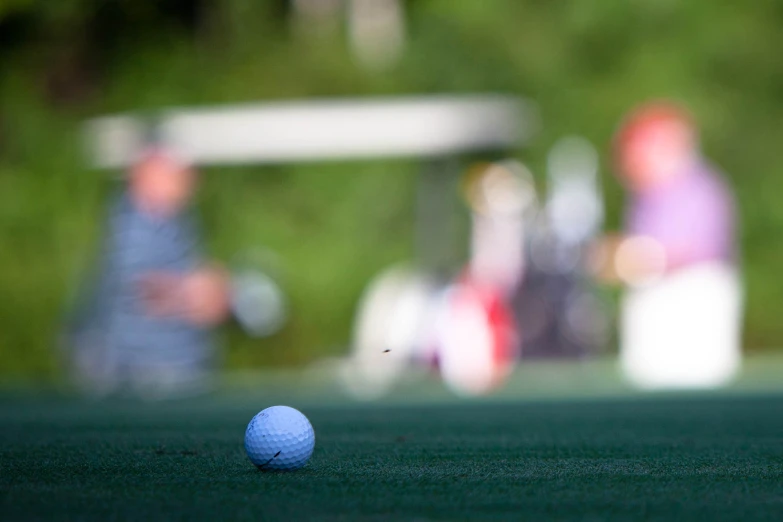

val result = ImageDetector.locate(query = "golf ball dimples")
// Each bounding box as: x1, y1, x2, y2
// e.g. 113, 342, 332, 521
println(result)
245, 406, 315, 471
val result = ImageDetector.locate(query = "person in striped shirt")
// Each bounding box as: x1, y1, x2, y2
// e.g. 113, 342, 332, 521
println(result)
65, 147, 230, 398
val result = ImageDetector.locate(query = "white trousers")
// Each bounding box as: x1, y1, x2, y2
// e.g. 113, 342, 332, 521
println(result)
620, 262, 743, 390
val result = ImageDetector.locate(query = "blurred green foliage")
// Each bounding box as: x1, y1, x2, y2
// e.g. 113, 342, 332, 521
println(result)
1, 0, 783, 379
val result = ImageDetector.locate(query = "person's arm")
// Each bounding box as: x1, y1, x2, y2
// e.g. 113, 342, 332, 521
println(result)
590, 233, 667, 286
181, 264, 231, 326
137, 215, 231, 327
179, 215, 231, 326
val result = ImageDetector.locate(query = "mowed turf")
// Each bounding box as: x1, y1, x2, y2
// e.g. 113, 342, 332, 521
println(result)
2, 393, 783, 521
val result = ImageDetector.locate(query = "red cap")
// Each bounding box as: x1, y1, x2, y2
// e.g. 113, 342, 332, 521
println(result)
613, 100, 694, 166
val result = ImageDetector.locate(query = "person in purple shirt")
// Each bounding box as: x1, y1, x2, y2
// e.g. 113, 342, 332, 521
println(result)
603, 101, 743, 389
615, 102, 736, 277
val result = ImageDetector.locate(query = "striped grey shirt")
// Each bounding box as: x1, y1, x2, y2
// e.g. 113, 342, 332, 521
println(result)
69, 193, 214, 371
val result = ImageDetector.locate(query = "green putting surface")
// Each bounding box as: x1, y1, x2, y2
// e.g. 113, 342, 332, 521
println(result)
2, 388, 783, 521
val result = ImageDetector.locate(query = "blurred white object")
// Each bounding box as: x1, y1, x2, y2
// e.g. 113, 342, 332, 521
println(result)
84, 96, 536, 168
348, 0, 405, 70
620, 262, 742, 389
435, 285, 496, 396
465, 161, 536, 294
230, 249, 288, 338
231, 270, 287, 338
343, 265, 439, 400
546, 136, 604, 246
433, 282, 516, 397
